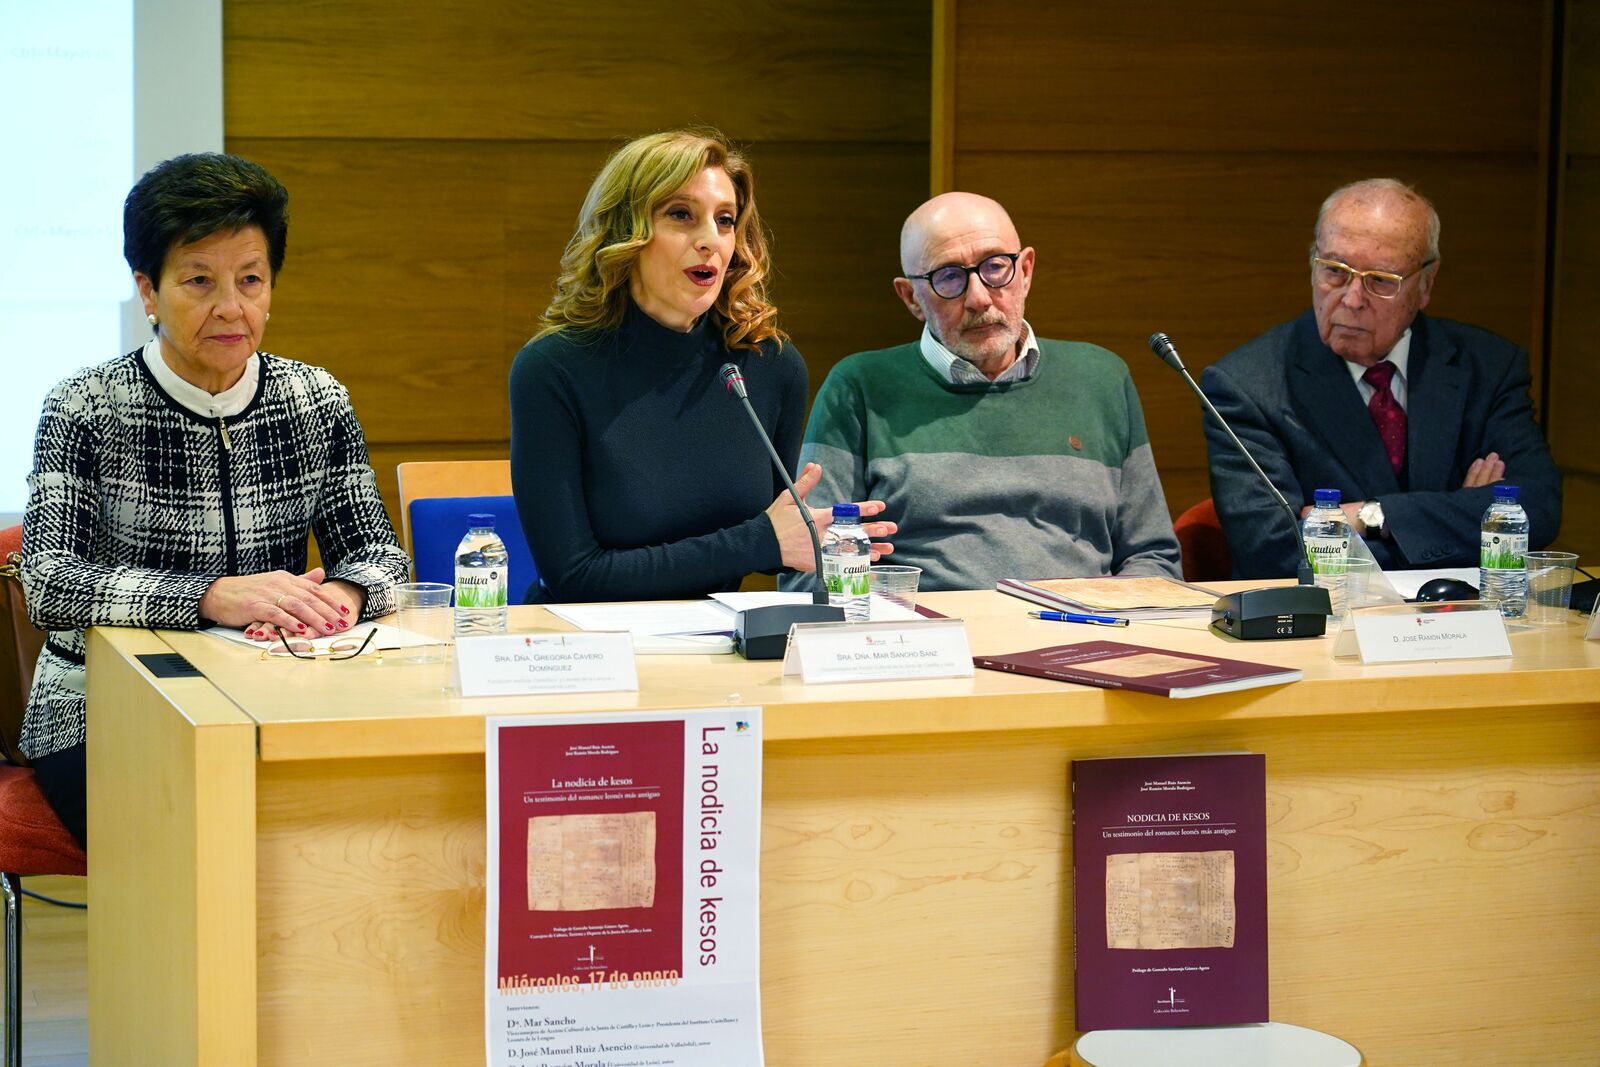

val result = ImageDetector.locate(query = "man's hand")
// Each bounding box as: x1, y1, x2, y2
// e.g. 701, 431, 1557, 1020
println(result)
1462, 452, 1505, 488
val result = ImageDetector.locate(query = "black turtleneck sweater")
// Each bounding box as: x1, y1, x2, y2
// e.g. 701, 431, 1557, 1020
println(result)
508, 302, 808, 603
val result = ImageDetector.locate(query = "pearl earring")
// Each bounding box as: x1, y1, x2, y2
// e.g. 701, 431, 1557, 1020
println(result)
265, 312, 271, 321
146, 314, 158, 326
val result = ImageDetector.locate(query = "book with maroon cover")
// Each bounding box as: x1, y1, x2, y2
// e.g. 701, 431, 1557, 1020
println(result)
973, 640, 1299, 698
1071, 753, 1268, 1030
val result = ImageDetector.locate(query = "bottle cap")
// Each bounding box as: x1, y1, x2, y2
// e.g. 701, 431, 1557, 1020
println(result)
1313, 488, 1341, 506
467, 512, 496, 527
1492, 484, 1519, 502
831, 503, 861, 520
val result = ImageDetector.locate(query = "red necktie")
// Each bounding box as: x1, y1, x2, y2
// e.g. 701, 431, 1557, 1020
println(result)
1362, 360, 1406, 475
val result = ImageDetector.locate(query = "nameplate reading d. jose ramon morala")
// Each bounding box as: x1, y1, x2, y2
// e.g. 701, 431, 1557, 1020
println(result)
782, 618, 973, 684
455, 632, 638, 697
1349, 602, 1511, 665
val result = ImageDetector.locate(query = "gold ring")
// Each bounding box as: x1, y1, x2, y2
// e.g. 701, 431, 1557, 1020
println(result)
275, 594, 287, 608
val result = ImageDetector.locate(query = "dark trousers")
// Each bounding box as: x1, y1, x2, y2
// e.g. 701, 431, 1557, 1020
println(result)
29, 744, 86, 849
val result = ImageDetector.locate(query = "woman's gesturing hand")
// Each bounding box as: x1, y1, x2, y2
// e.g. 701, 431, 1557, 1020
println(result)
765, 463, 897, 572
200, 567, 360, 640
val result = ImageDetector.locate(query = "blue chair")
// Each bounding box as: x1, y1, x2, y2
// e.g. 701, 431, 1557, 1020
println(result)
396, 461, 539, 604
407, 495, 538, 604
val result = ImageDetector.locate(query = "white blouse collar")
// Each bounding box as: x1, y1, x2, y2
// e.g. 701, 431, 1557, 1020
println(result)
142, 337, 261, 418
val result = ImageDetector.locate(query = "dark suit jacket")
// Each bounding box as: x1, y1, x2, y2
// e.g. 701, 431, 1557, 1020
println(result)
1199, 310, 1562, 578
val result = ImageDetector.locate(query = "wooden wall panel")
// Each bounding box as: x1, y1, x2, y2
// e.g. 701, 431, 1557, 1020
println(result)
1566, 4, 1600, 155
224, 1, 931, 543
743, 143, 934, 380
1549, 158, 1599, 474
229, 138, 520, 445
949, 1, 1551, 524
932, 0, 957, 194
225, 0, 929, 143
1548, 2, 1599, 560
955, 2, 1544, 155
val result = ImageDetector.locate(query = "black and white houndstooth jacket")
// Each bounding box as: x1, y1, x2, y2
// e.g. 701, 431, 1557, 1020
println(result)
19, 349, 410, 759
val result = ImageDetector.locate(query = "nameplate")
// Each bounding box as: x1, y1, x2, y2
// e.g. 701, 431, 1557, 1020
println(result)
454, 632, 638, 697
1350, 603, 1511, 664
782, 619, 973, 684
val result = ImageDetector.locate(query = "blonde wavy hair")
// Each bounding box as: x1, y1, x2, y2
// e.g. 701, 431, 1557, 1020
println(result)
536, 129, 784, 352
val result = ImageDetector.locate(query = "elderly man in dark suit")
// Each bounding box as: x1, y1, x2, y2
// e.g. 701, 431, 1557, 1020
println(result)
1200, 179, 1561, 578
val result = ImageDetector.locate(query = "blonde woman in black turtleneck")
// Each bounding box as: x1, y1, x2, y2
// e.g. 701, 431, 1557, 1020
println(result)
509, 128, 893, 604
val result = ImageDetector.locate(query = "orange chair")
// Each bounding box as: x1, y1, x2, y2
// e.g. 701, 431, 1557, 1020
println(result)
0, 526, 87, 1067
1174, 497, 1232, 583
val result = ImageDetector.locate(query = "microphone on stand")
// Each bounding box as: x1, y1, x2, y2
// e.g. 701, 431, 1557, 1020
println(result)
1147, 333, 1330, 639
720, 363, 844, 658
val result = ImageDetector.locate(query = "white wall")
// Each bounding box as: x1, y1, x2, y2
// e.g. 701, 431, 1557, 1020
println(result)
0, 0, 222, 523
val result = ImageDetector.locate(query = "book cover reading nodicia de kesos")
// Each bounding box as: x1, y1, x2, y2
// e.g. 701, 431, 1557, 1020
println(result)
1071, 753, 1267, 1030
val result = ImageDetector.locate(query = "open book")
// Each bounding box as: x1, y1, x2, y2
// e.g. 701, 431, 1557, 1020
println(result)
997, 575, 1221, 620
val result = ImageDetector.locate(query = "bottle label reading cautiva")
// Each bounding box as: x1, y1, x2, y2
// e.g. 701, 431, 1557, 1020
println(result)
455, 566, 507, 608
1305, 535, 1351, 574
1480, 532, 1527, 570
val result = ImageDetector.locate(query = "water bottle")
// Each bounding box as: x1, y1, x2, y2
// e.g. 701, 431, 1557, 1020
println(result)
454, 513, 509, 635
820, 503, 871, 622
1301, 489, 1353, 613
1480, 485, 1529, 618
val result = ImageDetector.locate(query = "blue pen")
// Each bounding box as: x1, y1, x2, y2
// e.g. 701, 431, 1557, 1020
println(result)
1028, 610, 1130, 627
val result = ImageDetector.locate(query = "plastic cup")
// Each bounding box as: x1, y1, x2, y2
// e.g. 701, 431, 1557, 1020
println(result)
867, 565, 922, 619
1525, 551, 1579, 624
1321, 557, 1376, 628
394, 582, 453, 662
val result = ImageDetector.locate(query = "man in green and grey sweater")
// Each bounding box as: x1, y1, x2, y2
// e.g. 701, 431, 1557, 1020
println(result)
783, 193, 1181, 593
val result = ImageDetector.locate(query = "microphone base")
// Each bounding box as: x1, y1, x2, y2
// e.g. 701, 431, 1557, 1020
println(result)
1210, 586, 1332, 640
734, 603, 847, 659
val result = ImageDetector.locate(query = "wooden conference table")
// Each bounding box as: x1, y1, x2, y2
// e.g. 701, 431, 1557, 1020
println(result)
84, 589, 1600, 1066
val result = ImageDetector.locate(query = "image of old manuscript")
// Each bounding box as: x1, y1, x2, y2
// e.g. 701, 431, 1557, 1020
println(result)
527, 811, 657, 911
1106, 850, 1236, 950
1033, 577, 1214, 611
1090, 652, 1219, 679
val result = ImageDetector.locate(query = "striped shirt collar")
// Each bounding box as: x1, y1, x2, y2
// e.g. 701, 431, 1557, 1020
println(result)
919, 321, 1040, 385
141, 337, 261, 418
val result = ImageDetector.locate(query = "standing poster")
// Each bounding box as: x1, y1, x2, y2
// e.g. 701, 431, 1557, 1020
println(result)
487, 708, 764, 1067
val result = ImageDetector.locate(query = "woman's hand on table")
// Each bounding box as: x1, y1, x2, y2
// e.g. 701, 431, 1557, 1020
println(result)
201, 567, 360, 641
766, 462, 897, 572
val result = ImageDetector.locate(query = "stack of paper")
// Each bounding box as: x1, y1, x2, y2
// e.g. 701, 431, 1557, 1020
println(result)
545, 595, 925, 655
710, 591, 921, 622
544, 601, 738, 637
205, 622, 437, 653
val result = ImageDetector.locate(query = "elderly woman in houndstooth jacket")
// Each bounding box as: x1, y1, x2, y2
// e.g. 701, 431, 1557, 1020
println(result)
19, 152, 409, 847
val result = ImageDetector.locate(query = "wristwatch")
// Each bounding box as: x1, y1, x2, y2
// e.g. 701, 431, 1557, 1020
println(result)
1357, 499, 1385, 536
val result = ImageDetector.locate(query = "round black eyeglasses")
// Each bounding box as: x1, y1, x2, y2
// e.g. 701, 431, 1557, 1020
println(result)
906, 252, 1021, 300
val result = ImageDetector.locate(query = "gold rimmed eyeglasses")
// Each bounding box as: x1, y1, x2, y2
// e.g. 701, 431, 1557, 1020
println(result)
259, 624, 382, 663
1311, 255, 1435, 299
